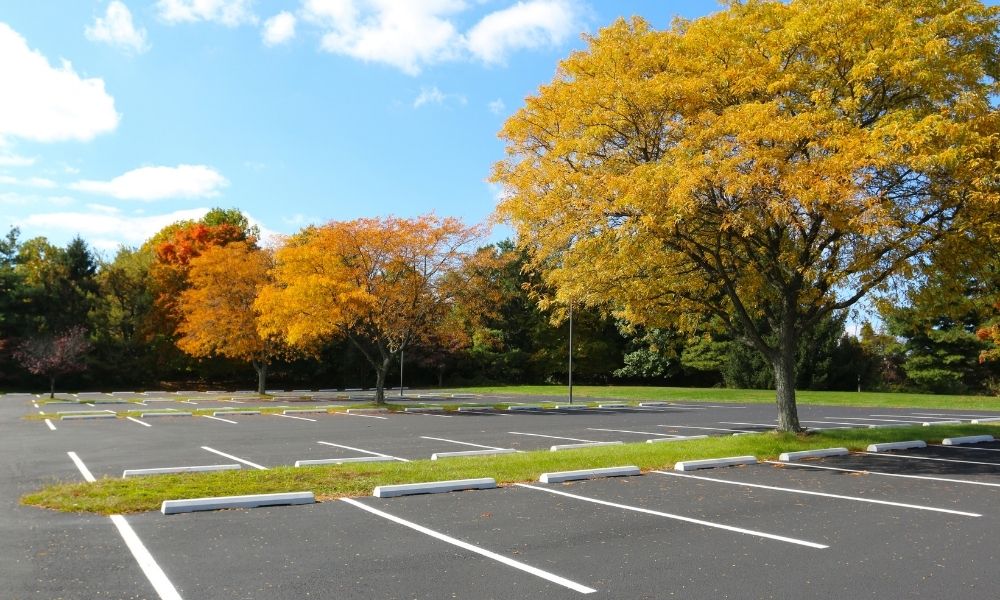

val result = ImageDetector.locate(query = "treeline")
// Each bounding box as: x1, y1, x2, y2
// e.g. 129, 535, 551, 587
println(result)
0, 209, 997, 395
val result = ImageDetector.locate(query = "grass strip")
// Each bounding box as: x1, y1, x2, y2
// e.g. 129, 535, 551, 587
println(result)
21, 423, 997, 515
452, 385, 1000, 411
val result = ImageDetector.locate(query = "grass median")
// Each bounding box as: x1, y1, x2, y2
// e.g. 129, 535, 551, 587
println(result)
21, 423, 998, 515
452, 385, 1000, 411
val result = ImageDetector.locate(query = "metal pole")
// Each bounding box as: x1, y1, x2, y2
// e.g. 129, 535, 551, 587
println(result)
568, 302, 573, 404
399, 349, 404, 397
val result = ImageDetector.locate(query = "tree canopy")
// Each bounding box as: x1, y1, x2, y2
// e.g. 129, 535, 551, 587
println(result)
257, 215, 483, 403
493, 0, 1000, 430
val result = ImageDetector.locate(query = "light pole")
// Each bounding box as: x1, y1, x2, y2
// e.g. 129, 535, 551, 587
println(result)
568, 302, 574, 404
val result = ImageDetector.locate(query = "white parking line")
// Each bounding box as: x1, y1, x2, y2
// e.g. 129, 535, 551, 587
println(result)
912, 412, 999, 419
508, 432, 600, 443
868, 414, 955, 420
719, 422, 778, 430
274, 413, 317, 422
766, 460, 1000, 488
420, 436, 508, 450
799, 419, 876, 427
516, 484, 827, 549
657, 424, 746, 433
342, 412, 388, 420
110, 515, 184, 600
931, 444, 1000, 453
68, 451, 96, 482
126, 417, 152, 428
823, 417, 921, 424
413, 412, 453, 418
65, 452, 183, 600
201, 446, 268, 470
860, 452, 1000, 467
341, 498, 596, 594
202, 415, 238, 424
654, 471, 980, 517
587, 428, 679, 438
44, 419, 56, 431
317, 441, 410, 462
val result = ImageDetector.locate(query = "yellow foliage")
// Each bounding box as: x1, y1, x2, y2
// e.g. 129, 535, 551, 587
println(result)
493, 0, 1000, 352
256, 215, 483, 369
176, 241, 278, 365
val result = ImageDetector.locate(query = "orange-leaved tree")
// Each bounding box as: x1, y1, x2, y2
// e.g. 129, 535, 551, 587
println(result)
493, 1, 1000, 431
176, 241, 283, 394
257, 215, 482, 404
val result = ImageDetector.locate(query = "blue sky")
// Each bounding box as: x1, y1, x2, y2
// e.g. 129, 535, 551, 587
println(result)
0, 0, 728, 253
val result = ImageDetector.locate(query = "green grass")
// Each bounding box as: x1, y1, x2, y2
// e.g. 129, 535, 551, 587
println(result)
21, 423, 998, 515
451, 385, 1000, 411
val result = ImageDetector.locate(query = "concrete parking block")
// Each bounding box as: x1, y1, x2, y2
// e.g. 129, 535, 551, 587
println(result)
941, 435, 995, 446
373, 478, 496, 498
404, 407, 444, 413
123, 464, 241, 478
213, 410, 259, 416
674, 456, 757, 471
60, 413, 116, 420
507, 405, 543, 411
431, 449, 517, 460
971, 417, 1000, 424
867, 440, 927, 452
161, 491, 315, 514
646, 435, 709, 443
140, 412, 192, 418
295, 457, 397, 466
923, 420, 962, 426
778, 448, 849, 461
598, 403, 628, 408
282, 408, 329, 414
550, 441, 623, 451
539, 465, 640, 483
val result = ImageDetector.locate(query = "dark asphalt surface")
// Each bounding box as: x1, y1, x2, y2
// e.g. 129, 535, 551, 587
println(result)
3, 390, 1000, 598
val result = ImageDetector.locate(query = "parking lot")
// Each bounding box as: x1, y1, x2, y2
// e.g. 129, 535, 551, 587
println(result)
3, 390, 1000, 598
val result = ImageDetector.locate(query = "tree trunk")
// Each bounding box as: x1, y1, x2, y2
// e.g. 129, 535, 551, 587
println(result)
373, 357, 391, 406
772, 330, 802, 433
253, 360, 267, 396
49, 375, 55, 399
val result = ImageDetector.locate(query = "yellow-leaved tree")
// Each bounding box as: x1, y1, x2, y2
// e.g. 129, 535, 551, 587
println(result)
494, 0, 1000, 431
256, 216, 482, 404
176, 241, 282, 394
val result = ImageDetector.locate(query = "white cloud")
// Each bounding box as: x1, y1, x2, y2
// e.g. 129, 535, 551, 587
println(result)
0, 23, 119, 144
303, 0, 465, 75
70, 164, 229, 200
413, 86, 445, 108
85, 1, 150, 54
263, 11, 297, 45
156, 0, 257, 27
0, 174, 57, 189
412, 85, 466, 108
488, 98, 506, 114
466, 0, 579, 64
0, 191, 74, 207
0, 152, 36, 167
297, 0, 584, 74
19, 206, 211, 247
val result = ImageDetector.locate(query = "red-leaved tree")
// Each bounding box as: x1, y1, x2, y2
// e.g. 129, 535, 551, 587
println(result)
15, 327, 91, 398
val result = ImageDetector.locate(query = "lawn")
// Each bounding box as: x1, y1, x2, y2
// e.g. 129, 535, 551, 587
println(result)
451, 385, 1000, 411
22, 423, 997, 515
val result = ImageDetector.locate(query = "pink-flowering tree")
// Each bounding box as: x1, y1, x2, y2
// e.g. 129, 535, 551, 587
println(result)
15, 327, 91, 398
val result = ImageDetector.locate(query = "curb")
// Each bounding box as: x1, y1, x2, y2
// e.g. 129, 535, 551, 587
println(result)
373, 478, 496, 498
161, 491, 315, 514
675, 456, 757, 471
123, 464, 241, 478
539, 465, 640, 483
778, 448, 849, 462
550, 441, 623, 451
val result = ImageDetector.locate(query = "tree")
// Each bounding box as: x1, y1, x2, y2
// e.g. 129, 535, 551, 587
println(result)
493, 2, 1000, 431
176, 241, 282, 394
257, 216, 482, 404
14, 327, 91, 398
